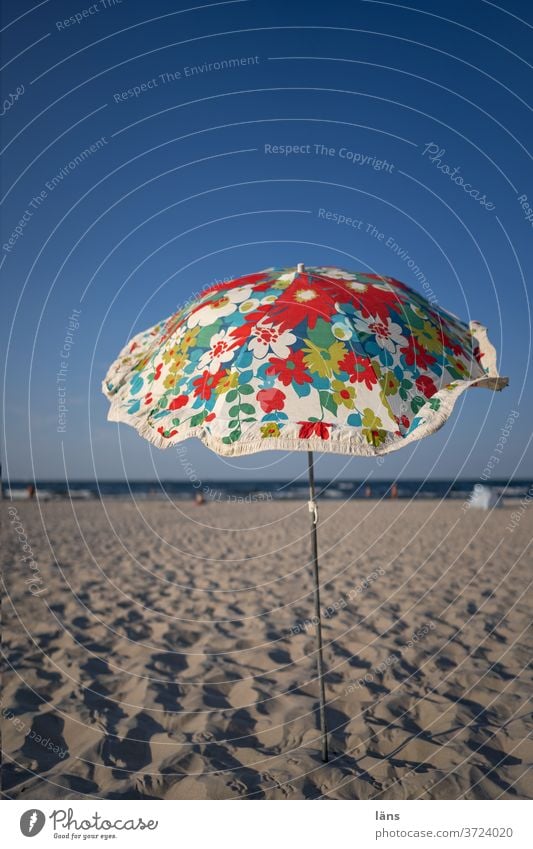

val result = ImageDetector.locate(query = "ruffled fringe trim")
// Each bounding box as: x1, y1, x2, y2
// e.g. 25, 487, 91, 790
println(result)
103, 321, 508, 457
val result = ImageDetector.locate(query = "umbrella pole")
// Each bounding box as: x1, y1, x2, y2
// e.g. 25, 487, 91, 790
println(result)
307, 451, 329, 762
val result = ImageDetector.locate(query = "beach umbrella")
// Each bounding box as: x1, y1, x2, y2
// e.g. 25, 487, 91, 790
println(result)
103, 264, 507, 762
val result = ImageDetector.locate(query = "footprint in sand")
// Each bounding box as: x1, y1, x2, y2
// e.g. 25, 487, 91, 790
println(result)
191, 730, 215, 743
226, 778, 248, 795
260, 772, 295, 797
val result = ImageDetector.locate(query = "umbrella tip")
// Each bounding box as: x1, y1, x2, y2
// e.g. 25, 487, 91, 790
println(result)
297, 263, 305, 273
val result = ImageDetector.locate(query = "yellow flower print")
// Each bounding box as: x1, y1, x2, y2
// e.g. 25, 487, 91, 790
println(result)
413, 320, 443, 354
380, 371, 400, 396
161, 346, 178, 365
331, 380, 356, 409
361, 408, 387, 446
260, 422, 280, 438
163, 372, 180, 390
168, 353, 187, 374
302, 340, 347, 378
215, 370, 240, 395
178, 326, 200, 354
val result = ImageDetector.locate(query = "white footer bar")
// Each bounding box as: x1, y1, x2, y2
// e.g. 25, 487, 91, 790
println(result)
4, 799, 532, 848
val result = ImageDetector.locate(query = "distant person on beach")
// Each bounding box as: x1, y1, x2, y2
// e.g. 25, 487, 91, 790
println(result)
194, 491, 205, 506
364, 485, 372, 498
390, 483, 398, 499
27, 484, 35, 500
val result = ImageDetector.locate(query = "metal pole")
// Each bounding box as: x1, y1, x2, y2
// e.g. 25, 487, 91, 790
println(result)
307, 451, 329, 762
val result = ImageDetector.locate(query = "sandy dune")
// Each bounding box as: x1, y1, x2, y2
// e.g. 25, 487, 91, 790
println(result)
2, 498, 531, 800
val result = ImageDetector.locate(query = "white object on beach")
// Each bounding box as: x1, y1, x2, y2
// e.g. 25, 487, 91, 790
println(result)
469, 484, 498, 510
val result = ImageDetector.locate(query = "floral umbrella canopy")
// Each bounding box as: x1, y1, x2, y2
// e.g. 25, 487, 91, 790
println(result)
103, 265, 507, 451
103, 265, 507, 762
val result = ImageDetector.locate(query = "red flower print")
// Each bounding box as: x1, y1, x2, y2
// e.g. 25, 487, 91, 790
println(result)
473, 344, 485, 367
144, 392, 153, 406
338, 351, 377, 390
298, 421, 333, 440
415, 375, 437, 398
154, 363, 163, 380
240, 301, 272, 326
442, 332, 464, 356
269, 276, 345, 330
205, 412, 216, 422
229, 321, 254, 348
192, 369, 226, 400
266, 351, 312, 386
157, 426, 178, 438
252, 279, 276, 293
129, 342, 139, 353
400, 336, 436, 370
169, 394, 189, 410
257, 388, 286, 413
350, 286, 404, 322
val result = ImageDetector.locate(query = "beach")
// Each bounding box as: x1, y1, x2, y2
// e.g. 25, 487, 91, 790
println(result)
3, 498, 531, 800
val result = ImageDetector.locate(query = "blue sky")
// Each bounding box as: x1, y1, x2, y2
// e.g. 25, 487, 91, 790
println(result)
2, 0, 532, 482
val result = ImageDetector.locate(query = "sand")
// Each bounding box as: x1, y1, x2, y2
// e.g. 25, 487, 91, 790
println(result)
2, 497, 532, 800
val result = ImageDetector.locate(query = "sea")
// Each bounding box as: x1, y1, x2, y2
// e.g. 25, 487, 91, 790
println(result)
3, 479, 531, 503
